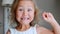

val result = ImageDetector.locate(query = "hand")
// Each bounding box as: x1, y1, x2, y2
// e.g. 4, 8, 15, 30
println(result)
42, 12, 60, 34
42, 12, 57, 24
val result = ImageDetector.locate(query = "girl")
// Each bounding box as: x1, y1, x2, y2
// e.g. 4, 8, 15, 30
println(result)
7, 0, 60, 34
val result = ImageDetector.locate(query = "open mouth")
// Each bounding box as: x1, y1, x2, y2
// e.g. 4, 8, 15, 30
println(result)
21, 17, 29, 20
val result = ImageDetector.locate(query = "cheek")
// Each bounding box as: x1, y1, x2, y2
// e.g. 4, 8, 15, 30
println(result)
16, 13, 21, 18
16, 12, 22, 21
29, 12, 34, 20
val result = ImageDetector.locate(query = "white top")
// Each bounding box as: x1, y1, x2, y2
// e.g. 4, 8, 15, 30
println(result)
9, 25, 37, 34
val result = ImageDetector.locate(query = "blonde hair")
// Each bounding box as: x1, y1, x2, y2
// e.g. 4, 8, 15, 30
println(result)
10, 0, 40, 27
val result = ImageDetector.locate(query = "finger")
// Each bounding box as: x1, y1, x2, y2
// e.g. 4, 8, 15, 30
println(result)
48, 12, 54, 18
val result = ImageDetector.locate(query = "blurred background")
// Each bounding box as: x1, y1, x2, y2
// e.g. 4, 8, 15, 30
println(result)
0, 0, 60, 34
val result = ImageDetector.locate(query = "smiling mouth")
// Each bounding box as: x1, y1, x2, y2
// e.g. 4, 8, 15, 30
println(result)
21, 18, 29, 20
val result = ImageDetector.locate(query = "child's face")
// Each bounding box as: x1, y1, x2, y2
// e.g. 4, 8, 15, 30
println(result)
16, 1, 35, 25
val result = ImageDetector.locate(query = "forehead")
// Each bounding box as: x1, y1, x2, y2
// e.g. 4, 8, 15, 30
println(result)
18, 1, 34, 7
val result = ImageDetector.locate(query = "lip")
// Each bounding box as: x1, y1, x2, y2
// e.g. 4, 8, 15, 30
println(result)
21, 17, 29, 20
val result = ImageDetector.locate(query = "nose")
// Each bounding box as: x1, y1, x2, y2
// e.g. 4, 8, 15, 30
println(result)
23, 10, 28, 16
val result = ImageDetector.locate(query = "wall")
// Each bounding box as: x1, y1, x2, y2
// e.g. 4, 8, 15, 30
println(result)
35, 0, 60, 30
0, 0, 4, 34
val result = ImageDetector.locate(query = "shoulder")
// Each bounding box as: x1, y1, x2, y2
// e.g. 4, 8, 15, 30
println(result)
36, 24, 54, 34
6, 28, 15, 34
6, 29, 11, 34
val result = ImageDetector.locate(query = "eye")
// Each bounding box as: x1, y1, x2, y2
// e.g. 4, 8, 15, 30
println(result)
28, 9, 32, 12
19, 9, 23, 11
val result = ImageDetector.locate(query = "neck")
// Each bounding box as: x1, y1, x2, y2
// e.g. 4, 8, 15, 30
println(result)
16, 24, 31, 31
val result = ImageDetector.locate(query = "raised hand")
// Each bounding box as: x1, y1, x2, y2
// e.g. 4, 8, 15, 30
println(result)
42, 12, 57, 24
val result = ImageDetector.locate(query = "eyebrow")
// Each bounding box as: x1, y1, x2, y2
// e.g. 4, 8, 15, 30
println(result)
18, 5, 34, 9
18, 5, 33, 7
